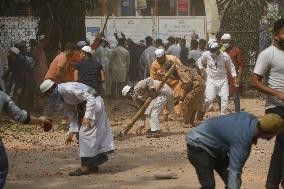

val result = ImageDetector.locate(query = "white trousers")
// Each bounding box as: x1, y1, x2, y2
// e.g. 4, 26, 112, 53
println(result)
204, 79, 229, 115
139, 94, 168, 132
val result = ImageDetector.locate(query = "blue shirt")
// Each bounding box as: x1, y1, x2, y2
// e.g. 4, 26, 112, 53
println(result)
0, 91, 29, 124
186, 112, 259, 189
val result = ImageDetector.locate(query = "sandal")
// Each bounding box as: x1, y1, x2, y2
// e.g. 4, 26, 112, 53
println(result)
69, 168, 90, 176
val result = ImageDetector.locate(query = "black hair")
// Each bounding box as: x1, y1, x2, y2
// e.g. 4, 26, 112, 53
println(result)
167, 36, 176, 44
181, 38, 186, 44
118, 38, 126, 46
51, 83, 57, 90
199, 39, 207, 45
145, 36, 153, 45
155, 38, 163, 45
190, 39, 199, 49
274, 19, 284, 34
64, 42, 77, 52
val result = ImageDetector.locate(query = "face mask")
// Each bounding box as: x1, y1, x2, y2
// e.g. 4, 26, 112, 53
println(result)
277, 40, 284, 50
223, 43, 230, 49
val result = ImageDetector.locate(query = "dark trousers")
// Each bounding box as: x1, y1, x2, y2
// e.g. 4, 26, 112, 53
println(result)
266, 106, 284, 189
187, 144, 229, 189
0, 140, 8, 189
81, 153, 109, 167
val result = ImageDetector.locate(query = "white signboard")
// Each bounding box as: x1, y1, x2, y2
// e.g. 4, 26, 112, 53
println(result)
157, 17, 206, 41
106, 17, 154, 46
85, 16, 207, 47
85, 17, 102, 43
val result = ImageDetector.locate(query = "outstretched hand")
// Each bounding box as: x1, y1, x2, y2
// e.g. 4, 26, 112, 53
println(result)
65, 133, 74, 146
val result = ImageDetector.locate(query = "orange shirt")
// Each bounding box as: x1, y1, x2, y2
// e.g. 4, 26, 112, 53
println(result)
45, 52, 74, 83
150, 55, 181, 89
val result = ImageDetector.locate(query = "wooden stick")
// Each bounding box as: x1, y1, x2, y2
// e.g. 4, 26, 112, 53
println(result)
123, 63, 176, 135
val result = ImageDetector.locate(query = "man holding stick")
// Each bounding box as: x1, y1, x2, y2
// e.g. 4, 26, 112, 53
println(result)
122, 77, 174, 138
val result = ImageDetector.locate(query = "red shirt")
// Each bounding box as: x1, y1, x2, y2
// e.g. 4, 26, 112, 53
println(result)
225, 47, 244, 94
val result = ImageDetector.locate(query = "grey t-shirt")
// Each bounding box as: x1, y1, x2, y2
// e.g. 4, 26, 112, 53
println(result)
254, 45, 284, 108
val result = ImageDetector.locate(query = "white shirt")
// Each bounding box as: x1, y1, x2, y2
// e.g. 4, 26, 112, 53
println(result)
58, 82, 115, 157
197, 51, 237, 81
166, 44, 181, 58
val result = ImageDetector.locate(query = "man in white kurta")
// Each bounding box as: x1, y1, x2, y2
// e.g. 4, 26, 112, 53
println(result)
122, 77, 174, 138
95, 40, 112, 96
40, 80, 115, 176
197, 42, 237, 115
109, 38, 130, 97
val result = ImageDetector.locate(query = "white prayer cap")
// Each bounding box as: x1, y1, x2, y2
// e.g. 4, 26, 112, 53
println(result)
40, 79, 55, 93
39, 35, 46, 40
221, 33, 231, 40
122, 85, 132, 96
209, 42, 219, 49
10, 47, 20, 55
77, 40, 87, 47
81, 46, 93, 54
155, 48, 165, 58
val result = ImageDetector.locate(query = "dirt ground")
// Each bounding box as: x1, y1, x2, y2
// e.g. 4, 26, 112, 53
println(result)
2, 98, 275, 189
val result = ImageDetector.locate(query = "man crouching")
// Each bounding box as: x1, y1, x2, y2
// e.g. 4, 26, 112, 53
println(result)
122, 77, 174, 138
40, 80, 115, 176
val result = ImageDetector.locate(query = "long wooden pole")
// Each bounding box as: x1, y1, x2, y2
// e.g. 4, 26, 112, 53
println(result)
123, 63, 176, 135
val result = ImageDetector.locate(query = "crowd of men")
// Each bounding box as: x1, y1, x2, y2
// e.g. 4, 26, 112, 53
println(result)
1, 18, 284, 189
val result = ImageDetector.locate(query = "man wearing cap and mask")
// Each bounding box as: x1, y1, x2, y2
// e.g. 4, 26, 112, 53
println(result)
74, 46, 104, 94
186, 112, 284, 189
40, 79, 115, 176
221, 33, 244, 113
197, 41, 237, 116
122, 77, 174, 137
150, 48, 183, 117
251, 18, 284, 189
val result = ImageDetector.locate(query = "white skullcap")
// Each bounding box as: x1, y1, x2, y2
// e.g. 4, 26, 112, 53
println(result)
39, 35, 46, 40
155, 48, 165, 58
209, 42, 219, 49
10, 47, 20, 55
122, 85, 132, 96
77, 40, 87, 47
81, 46, 93, 54
40, 79, 55, 93
221, 33, 231, 40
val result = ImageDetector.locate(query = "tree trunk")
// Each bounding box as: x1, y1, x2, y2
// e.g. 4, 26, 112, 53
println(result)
36, 0, 86, 63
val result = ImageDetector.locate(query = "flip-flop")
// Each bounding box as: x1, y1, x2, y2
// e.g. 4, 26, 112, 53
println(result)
68, 168, 90, 176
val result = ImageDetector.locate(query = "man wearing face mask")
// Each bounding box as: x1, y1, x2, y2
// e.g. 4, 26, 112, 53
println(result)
197, 42, 237, 115
251, 18, 284, 189
221, 34, 244, 113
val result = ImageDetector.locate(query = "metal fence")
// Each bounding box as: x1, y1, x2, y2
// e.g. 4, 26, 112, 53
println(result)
0, 16, 38, 50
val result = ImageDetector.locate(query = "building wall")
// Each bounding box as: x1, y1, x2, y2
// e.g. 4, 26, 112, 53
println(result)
86, 0, 206, 16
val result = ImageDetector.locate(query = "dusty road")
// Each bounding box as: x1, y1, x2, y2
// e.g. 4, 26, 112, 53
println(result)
2, 98, 273, 189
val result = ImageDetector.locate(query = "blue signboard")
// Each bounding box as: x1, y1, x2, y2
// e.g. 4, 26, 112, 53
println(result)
86, 27, 100, 34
